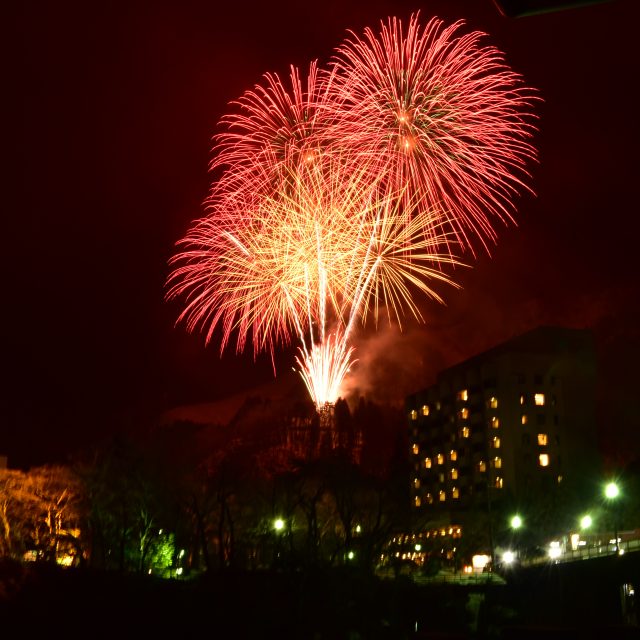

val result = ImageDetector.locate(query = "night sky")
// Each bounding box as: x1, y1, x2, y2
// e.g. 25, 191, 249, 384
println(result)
8, 0, 640, 469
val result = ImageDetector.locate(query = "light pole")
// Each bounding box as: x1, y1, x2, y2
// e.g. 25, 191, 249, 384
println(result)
510, 515, 523, 561
604, 482, 620, 554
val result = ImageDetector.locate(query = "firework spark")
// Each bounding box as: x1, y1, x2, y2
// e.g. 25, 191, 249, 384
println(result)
167, 14, 536, 410
328, 14, 538, 253
168, 160, 458, 408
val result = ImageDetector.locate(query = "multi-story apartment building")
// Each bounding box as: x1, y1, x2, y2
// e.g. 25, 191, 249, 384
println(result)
406, 326, 600, 518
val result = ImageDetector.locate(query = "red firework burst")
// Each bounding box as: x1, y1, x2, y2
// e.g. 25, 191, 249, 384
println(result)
327, 13, 538, 253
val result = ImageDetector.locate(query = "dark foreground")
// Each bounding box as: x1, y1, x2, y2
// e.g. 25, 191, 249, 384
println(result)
0, 559, 638, 639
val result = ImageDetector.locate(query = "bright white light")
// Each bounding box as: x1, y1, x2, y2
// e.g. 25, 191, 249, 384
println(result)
347, 551, 355, 560
511, 515, 522, 529
502, 550, 515, 564
176, 567, 183, 576
274, 518, 285, 531
472, 554, 490, 570
605, 482, 619, 499
415, 543, 422, 551
548, 541, 561, 559
580, 515, 592, 529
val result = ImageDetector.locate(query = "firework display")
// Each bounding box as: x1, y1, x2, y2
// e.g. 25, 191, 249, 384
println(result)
167, 14, 537, 410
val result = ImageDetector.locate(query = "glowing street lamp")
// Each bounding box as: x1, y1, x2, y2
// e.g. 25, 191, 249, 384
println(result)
580, 514, 592, 530
510, 515, 523, 530
604, 482, 619, 499
603, 482, 620, 554
274, 518, 285, 531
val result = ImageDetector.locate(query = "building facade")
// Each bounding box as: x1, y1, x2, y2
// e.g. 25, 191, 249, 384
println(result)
406, 326, 600, 520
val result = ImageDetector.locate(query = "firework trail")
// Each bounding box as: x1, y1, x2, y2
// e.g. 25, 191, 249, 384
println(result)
167, 14, 537, 410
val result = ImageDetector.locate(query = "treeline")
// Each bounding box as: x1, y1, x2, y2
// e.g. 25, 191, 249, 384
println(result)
0, 397, 413, 576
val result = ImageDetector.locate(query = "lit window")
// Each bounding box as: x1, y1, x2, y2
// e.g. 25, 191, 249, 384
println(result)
539, 453, 550, 467
457, 389, 468, 401
458, 407, 469, 420
413, 478, 420, 489
537, 433, 548, 446
436, 402, 441, 411
521, 414, 528, 425
424, 457, 432, 469
425, 492, 433, 504
478, 460, 487, 473
535, 393, 545, 406
460, 427, 470, 438
557, 475, 563, 484
439, 490, 446, 502
421, 405, 430, 416
492, 436, 501, 449
412, 443, 419, 455
491, 417, 500, 429
450, 449, 458, 461
436, 453, 444, 465
414, 496, 421, 507
488, 396, 498, 409
451, 468, 458, 480
520, 394, 525, 405
452, 487, 460, 499
493, 456, 502, 469
495, 477, 504, 489
410, 410, 417, 420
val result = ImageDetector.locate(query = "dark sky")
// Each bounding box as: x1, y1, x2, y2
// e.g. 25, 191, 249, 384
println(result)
8, 0, 639, 468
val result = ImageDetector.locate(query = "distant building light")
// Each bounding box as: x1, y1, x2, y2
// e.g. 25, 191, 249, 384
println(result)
414, 496, 421, 507
548, 541, 562, 559
410, 410, 417, 420
537, 433, 548, 446
502, 550, 516, 564
452, 487, 460, 499
521, 414, 528, 425
492, 436, 501, 449
534, 393, 545, 406
439, 490, 446, 502
449, 449, 458, 461
421, 405, 430, 416
539, 453, 550, 467
491, 417, 500, 429
450, 468, 458, 480
436, 453, 444, 465
495, 477, 504, 489
424, 457, 432, 469
488, 396, 498, 409
460, 427, 470, 438
472, 554, 491, 571
457, 389, 468, 401
412, 443, 419, 455
478, 460, 487, 473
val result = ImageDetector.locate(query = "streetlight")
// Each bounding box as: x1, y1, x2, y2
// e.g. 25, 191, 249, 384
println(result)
580, 514, 592, 530
510, 515, 523, 561
274, 518, 285, 531
604, 482, 620, 554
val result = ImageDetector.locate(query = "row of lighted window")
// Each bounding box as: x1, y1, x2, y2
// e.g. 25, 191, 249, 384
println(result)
413, 435, 501, 457
416, 452, 550, 482
414, 479, 505, 506
390, 527, 462, 544
410, 395, 499, 420
409, 392, 547, 421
